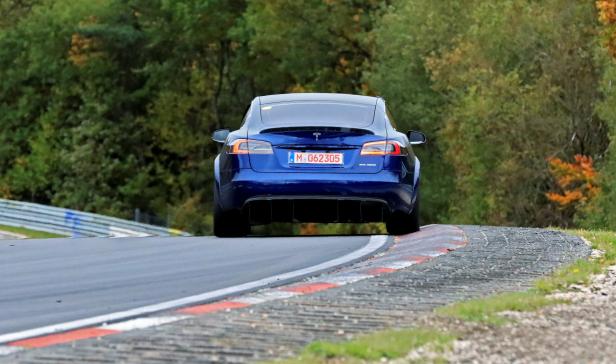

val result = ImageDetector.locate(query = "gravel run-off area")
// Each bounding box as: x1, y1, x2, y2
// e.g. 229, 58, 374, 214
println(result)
400, 249, 616, 364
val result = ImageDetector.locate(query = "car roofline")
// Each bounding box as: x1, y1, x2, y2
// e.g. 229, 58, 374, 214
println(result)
258, 93, 380, 106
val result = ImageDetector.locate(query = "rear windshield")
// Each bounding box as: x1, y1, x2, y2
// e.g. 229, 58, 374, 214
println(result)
259, 102, 375, 128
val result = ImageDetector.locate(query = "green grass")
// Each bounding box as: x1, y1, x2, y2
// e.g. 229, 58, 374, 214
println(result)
435, 291, 563, 325
535, 230, 616, 293
0, 224, 65, 239
437, 229, 616, 325
572, 230, 616, 264
534, 259, 601, 293
273, 328, 456, 364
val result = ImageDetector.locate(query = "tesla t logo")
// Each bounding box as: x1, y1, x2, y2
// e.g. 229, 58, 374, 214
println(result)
313, 132, 321, 141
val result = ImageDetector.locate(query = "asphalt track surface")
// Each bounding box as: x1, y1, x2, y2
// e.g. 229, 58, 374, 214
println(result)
0, 235, 375, 335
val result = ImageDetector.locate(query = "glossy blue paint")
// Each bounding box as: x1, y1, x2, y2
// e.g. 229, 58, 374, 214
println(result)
213, 93, 421, 224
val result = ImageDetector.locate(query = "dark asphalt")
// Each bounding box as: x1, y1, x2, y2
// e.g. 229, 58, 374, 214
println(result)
0, 235, 371, 335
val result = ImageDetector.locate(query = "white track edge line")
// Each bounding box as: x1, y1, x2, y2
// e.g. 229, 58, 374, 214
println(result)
0, 235, 388, 345
235, 290, 300, 304
101, 316, 190, 331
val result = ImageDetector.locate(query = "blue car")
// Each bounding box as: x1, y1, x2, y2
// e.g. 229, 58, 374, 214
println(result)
212, 93, 426, 237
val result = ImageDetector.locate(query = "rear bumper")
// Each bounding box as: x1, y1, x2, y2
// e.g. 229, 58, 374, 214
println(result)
217, 170, 415, 223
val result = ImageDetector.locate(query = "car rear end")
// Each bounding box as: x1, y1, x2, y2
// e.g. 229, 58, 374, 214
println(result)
216, 94, 416, 226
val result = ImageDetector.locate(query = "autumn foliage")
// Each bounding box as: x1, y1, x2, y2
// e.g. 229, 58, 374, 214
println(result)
546, 155, 600, 208
598, 0, 616, 23
597, 0, 616, 58
65, 17, 104, 67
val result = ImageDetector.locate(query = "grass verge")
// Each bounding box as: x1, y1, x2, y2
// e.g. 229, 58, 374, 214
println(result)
436, 229, 616, 325
535, 230, 616, 292
0, 224, 65, 239
273, 328, 456, 364
435, 291, 563, 325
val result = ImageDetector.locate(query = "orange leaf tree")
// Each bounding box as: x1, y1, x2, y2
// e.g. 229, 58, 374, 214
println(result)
546, 155, 600, 224
598, 0, 616, 58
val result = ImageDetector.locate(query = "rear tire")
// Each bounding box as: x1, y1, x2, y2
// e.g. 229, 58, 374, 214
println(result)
213, 187, 249, 237
386, 194, 420, 236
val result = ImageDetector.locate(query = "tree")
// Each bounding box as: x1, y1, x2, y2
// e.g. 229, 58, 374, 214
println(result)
243, 0, 384, 93
0, 0, 40, 28
581, 0, 616, 229
368, 0, 478, 223
426, 0, 604, 226
0, 0, 611, 233
0, 0, 251, 231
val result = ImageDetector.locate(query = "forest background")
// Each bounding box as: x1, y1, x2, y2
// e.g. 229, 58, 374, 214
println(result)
2, 0, 616, 234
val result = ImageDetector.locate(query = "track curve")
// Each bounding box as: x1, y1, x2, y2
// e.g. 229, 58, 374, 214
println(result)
0, 235, 388, 336
0, 226, 592, 362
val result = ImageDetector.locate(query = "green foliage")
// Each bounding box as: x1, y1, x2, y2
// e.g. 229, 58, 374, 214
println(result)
581, 61, 616, 229
440, 73, 565, 225
0, 0, 248, 231
244, 0, 384, 93
426, 0, 605, 226
368, 0, 477, 223
0, 0, 40, 28
0, 0, 614, 232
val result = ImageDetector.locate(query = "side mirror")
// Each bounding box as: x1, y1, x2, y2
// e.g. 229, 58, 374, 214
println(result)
407, 130, 427, 145
212, 129, 230, 143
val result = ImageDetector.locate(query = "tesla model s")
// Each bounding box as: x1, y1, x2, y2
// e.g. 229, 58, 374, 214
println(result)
212, 93, 426, 237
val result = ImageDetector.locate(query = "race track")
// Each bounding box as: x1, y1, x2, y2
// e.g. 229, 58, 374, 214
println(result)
0, 235, 385, 335
0, 226, 591, 363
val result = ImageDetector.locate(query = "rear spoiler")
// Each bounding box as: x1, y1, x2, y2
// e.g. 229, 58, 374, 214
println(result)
260, 126, 374, 135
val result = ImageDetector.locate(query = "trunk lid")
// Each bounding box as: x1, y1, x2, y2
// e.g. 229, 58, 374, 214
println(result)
248, 127, 384, 174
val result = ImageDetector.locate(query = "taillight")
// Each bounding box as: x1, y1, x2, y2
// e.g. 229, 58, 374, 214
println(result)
361, 141, 405, 156
228, 139, 273, 154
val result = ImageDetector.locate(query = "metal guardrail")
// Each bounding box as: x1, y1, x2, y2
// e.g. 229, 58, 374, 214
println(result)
0, 199, 190, 238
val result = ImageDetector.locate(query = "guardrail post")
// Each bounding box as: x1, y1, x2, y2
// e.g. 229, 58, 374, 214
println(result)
64, 211, 82, 238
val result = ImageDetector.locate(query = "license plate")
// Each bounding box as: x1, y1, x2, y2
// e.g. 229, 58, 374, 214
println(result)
288, 152, 343, 165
